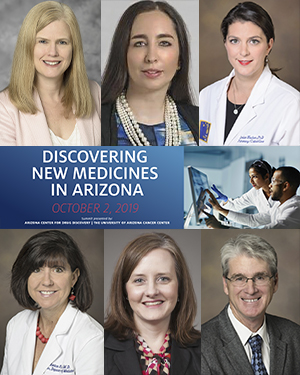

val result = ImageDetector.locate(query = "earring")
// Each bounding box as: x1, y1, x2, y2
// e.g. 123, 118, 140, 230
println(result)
265, 55, 269, 63
69, 287, 76, 301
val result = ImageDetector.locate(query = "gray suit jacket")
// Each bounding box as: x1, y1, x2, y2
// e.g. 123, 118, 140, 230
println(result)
201, 305, 300, 375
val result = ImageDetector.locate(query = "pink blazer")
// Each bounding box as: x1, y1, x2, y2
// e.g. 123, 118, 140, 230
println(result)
0, 80, 101, 146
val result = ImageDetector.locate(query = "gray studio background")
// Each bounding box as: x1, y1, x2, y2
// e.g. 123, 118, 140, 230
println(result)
101, 0, 199, 104
199, 0, 300, 91
104, 229, 201, 330
0, 0, 101, 91
0, 229, 104, 368
201, 229, 300, 326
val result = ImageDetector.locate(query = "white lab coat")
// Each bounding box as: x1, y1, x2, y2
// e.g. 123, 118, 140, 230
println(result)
199, 65, 300, 145
1, 302, 104, 375
222, 187, 274, 214
226, 195, 300, 229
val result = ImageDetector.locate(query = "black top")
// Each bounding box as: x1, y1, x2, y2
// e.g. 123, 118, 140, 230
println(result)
101, 101, 199, 146
105, 331, 201, 375
224, 98, 245, 143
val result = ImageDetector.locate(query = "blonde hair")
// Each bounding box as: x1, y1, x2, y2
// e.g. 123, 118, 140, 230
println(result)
8, 1, 93, 117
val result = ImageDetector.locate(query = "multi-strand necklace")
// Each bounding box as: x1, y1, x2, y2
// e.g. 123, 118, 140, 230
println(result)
116, 92, 182, 146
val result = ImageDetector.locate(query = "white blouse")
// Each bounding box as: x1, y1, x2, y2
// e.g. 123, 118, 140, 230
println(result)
49, 124, 83, 146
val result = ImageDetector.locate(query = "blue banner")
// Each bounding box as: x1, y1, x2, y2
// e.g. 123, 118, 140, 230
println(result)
0, 147, 183, 228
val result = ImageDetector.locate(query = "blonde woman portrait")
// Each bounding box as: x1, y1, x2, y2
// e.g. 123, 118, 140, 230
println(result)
0, 1, 101, 146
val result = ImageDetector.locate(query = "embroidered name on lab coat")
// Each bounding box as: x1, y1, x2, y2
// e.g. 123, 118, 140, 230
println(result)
237, 135, 265, 144
199, 121, 211, 142
47, 363, 75, 373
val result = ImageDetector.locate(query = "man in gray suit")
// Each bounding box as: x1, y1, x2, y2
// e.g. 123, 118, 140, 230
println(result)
201, 234, 300, 375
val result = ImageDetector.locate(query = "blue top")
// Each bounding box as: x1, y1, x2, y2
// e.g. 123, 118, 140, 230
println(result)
116, 112, 197, 146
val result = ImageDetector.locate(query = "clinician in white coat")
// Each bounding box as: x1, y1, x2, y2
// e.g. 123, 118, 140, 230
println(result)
1, 230, 104, 375
213, 159, 275, 214
199, 2, 300, 146
205, 166, 300, 229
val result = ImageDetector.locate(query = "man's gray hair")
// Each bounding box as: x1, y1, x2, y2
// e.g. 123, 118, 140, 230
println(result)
220, 234, 278, 277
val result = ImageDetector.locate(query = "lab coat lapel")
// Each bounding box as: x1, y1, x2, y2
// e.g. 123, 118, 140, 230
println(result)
225, 103, 258, 144
225, 66, 272, 145
215, 72, 234, 145
33, 303, 78, 375
21, 311, 39, 374
22, 90, 53, 145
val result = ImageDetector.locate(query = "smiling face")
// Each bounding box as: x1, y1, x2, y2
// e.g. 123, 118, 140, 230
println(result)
249, 167, 269, 190
34, 20, 73, 84
223, 254, 278, 331
126, 248, 178, 332
224, 21, 273, 81
126, 10, 180, 95
27, 261, 79, 316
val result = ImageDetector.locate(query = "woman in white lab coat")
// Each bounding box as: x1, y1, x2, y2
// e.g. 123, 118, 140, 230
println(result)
199, 2, 300, 146
1, 230, 104, 375
212, 159, 275, 215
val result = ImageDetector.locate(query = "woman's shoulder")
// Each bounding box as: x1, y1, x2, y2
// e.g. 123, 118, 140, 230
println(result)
200, 74, 231, 96
269, 75, 300, 100
0, 88, 11, 105
88, 80, 101, 99
72, 308, 104, 337
0, 89, 20, 118
177, 102, 198, 115
6, 309, 36, 330
104, 330, 132, 348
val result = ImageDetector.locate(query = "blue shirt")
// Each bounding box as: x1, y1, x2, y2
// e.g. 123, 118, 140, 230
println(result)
116, 112, 197, 146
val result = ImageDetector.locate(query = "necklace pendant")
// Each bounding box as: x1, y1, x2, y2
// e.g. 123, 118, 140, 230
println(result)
233, 109, 238, 115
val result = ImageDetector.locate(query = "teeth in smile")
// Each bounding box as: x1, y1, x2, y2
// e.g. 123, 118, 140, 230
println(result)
144, 301, 162, 306
40, 291, 55, 295
44, 61, 60, 65
242, 298, 259, 302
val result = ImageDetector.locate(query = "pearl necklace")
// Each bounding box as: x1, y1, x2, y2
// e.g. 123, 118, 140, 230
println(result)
116, 92, 182, 146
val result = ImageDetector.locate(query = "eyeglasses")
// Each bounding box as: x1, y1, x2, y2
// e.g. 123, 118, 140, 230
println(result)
271, 177, 286, 185
225, 274, 275, 287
